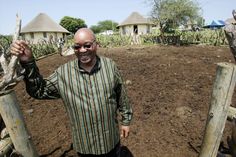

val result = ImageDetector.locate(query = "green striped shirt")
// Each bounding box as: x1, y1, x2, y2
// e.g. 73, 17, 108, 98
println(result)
21, 56, 133, 155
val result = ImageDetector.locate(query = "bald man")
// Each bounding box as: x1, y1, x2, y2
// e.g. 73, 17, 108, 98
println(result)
11, 28, 133, 157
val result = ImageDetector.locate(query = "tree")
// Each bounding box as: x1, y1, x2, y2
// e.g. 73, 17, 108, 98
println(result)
149, 0, 202, 41
195, 16, 205, 27
90, 25, 102, 34
97, 20, 118, 32
90, 20, 118, 34
60, 16, 87, 34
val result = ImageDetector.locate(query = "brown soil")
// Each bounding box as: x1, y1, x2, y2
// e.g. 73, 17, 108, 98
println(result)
12, 45, 236, 157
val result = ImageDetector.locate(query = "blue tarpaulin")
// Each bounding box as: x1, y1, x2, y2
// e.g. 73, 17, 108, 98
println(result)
203, 20, 225, 28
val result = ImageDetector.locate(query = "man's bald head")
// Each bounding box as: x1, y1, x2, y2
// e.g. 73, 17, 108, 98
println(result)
74, 28, 96, 42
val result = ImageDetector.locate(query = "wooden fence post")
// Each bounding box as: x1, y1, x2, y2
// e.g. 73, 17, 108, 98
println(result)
199, 62, 236, 157
0, 90, 38, 157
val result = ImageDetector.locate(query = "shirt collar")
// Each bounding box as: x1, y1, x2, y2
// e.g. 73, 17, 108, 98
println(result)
78, 56, 101, 74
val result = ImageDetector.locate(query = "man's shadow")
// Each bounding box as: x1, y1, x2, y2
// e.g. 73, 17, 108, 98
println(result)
120, 145, 134, 157
40, 144, 134, 157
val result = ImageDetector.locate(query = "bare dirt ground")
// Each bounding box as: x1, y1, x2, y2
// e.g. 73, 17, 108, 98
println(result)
13, 45, 236, 157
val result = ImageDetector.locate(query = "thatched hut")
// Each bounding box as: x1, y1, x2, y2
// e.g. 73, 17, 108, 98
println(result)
21, 13, 69, 44
117, 12, 154, 36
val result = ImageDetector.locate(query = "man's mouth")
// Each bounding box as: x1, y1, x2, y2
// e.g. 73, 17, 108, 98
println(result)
78, 52, 91, 57
78, 53, 92, 63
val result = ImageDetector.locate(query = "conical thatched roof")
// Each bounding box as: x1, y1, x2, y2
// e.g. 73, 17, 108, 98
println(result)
21, 13, 69, 33
118, 12, 152, 27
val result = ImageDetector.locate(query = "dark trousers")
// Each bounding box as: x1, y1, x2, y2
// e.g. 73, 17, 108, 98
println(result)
78, 142, 120, 157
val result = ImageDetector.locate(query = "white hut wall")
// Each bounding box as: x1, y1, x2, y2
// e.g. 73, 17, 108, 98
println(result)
119, 24, 152, 36
22, 32, 65, 44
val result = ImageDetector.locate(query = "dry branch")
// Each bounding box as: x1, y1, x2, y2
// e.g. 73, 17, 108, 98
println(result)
0, 14, 24, 91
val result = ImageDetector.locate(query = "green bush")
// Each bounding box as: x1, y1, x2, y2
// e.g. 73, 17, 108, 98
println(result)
29, 40, 57, 58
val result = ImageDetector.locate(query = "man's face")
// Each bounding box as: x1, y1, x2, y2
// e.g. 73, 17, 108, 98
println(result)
73, 35, 97, 65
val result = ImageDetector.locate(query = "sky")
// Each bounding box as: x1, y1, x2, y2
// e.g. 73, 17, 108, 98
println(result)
0, 0, 236, 35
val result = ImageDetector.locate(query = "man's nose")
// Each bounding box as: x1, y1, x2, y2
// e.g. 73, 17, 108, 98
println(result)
79, 46, 87, 52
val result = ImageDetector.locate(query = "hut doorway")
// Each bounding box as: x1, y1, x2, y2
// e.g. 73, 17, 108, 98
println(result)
133, 25, 138, 34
